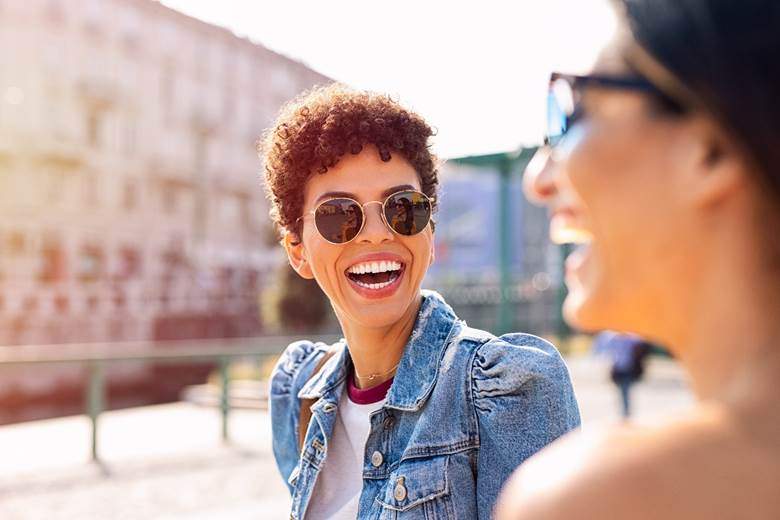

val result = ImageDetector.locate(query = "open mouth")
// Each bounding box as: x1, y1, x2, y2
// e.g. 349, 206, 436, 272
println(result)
345, 260, 405, 291
550, 206, 593, 246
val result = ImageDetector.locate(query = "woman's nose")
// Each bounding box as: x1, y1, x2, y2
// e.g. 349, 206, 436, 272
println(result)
357, 202, 393, 244
522, 147, 558, 205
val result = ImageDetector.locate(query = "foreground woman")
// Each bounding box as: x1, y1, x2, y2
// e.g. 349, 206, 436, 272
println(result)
262, 84, 580, 519
498, 0, 780, 518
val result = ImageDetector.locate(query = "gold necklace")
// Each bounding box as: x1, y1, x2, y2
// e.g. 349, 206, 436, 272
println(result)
354, 362, 401, 383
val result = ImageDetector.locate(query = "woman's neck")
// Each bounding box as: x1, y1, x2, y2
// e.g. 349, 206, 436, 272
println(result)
673, 249, 780, 408
336, 295, 423, 389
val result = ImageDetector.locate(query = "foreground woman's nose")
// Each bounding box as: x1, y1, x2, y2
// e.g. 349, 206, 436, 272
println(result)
522, 146, 558, 205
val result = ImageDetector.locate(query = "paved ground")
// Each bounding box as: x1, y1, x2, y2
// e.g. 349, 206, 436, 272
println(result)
0, 355, 694, 519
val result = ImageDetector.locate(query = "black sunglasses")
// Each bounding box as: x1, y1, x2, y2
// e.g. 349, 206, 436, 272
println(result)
297, 189, 434, 245
545, 72, 685, 147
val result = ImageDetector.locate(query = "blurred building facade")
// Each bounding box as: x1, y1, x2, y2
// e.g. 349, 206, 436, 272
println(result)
427, 157, 563, 335
0, 0, 330, 419
0, 0, 331, 345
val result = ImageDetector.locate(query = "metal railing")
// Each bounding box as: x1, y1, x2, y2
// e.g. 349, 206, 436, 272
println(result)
0, 335, 341, 463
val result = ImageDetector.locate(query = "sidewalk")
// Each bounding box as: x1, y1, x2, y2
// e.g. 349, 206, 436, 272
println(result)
0, 403, 291, 519
0, 355, 694, 519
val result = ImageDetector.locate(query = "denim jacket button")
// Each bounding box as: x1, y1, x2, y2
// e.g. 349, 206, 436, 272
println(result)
322, 402, 337, 413
383, 415, 395, 430
393, 478, 407, 501
370, 450, 384, 467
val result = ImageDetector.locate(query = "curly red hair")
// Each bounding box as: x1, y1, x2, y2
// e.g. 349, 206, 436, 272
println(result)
259, 83, 439, 239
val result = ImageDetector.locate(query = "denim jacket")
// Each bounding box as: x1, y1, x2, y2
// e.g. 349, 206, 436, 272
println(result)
270, 290, 581, 519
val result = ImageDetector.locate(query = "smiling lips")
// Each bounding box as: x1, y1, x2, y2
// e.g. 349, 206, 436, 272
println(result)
346, 260, 404, 290
343, 254, 407, 301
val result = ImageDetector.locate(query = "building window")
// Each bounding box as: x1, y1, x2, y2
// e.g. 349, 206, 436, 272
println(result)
7, 231, 26, 255
46, 170, 66, 205
161, 62, 176, 126
46, 0, 65, 24
83, 172, 99, 207
162, 183, 178, 214
116, 246, 141, 280
83, 0, 104, 39
54, 294, 69, 313
123, 179, 138, 211
122, 34, 140, 56
78, 244, 103, 283
39, 238, 67, 284
122, 117, 137, 156
86, 111, 103, 148
221, 194, 240, 223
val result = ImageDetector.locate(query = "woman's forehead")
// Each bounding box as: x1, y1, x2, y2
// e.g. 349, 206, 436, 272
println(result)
304, 149, 421, 203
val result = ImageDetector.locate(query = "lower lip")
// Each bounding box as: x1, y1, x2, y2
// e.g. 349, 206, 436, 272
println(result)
345, 266, 406, 300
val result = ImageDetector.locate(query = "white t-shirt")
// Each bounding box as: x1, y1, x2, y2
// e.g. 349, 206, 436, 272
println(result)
306, 390, 385, 520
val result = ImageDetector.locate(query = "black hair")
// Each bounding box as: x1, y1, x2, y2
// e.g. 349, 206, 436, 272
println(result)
620, 0, 780, 197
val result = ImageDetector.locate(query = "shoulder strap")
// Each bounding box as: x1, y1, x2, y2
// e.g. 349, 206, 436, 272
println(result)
297, 347, 338, 451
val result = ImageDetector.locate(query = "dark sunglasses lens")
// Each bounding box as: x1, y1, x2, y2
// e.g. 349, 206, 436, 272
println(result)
314, 199, 363, 243
384, 191, 431, 236
546, 77, 575, 147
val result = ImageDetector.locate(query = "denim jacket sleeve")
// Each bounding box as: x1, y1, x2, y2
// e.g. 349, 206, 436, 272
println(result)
269, 340, 328, 494
471, 333, 581, 519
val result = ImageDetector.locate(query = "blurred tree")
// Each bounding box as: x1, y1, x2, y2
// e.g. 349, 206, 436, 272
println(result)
262, 262, 329, 333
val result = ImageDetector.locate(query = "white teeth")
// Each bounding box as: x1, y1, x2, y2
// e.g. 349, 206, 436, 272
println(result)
550, 227, 594, 246
347, 260, 402, 275
355, 278, 395, 290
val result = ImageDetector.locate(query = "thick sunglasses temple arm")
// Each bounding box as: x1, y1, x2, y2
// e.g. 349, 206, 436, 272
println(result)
551, 72, 660, 92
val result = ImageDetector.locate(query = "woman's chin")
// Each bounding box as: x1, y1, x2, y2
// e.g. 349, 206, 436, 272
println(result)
340, 291, 421, 330
562, 289, 606, 333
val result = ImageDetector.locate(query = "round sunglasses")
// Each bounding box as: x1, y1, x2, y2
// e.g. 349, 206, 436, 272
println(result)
298, 189, 434, 244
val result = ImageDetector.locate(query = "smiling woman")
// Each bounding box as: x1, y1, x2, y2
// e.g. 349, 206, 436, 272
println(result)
258, 84, 581, 519
498, 0, 780, 519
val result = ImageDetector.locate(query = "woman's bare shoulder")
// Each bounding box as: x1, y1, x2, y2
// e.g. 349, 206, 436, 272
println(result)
495, 406, 780, 520
494, 422, 656, 520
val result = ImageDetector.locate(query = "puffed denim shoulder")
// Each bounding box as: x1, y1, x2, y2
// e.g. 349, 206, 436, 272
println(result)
270, 290, 581, 520
269, 339, 334, 486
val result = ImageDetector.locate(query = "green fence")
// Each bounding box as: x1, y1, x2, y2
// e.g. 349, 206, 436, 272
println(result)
0, 335, 340, 463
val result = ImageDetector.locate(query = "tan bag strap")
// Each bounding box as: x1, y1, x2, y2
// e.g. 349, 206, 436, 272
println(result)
298, 348, 338, 451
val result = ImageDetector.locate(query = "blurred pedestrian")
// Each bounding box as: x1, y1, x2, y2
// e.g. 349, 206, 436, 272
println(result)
604, 332, 650, 418
260, 84, 580, 520
497, 0, 780, 518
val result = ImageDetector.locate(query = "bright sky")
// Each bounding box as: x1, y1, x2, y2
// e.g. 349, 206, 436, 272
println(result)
160, 0, 617, 158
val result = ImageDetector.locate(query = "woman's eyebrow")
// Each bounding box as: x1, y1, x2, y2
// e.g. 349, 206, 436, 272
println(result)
381, 184, 416, 198
314, 191, 355, 205
314, 184, 417, 205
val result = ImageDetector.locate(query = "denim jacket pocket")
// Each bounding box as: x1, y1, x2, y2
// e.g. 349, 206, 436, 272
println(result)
375, 455, 453, 519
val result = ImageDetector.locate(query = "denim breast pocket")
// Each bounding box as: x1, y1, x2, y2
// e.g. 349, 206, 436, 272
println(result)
375, 455, 454, 519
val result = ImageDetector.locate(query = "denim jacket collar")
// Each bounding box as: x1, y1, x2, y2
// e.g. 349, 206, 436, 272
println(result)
297, 290, 459, 411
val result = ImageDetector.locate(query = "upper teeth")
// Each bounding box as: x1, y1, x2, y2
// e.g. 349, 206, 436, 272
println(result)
550, 227, 594, 246
347, 261, 402, 275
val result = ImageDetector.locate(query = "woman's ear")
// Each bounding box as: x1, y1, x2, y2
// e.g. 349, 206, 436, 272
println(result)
283, 231, 314, 280
681, 116, 748, 209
